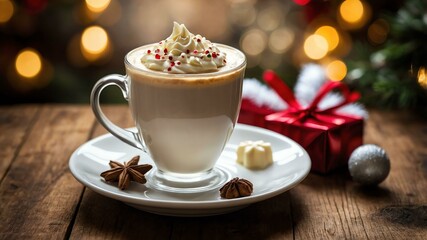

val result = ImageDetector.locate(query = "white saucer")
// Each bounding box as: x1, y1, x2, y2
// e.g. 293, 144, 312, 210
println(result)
69, 124, 311, 217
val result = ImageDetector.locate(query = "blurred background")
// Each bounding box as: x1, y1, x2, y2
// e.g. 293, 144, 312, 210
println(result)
1, 0, 426, 114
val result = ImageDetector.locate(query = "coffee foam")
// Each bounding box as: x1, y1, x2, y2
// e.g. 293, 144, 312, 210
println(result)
126, 45, 246, 86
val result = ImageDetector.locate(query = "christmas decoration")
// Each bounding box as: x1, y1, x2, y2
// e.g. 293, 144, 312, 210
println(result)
347, 0, 427, 116
239, 69, 366, 174
242, 64, 367, 118
348, 144, 390, 185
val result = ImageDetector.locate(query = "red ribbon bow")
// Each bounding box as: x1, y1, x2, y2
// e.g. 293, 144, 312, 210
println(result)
263, 70, 360, 125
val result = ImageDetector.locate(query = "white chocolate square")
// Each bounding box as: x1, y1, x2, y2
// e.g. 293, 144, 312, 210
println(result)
236, 141, 273, 169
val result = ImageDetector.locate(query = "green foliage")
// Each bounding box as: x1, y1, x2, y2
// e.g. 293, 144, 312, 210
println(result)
347, 0, 427, 115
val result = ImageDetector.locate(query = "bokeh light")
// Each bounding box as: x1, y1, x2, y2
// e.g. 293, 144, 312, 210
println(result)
340, 0, 364, 23
338, 0, 371, 30
418, 67, 427, 89
326, 60, 347, 81
68, 34, 89, 67
304, 34, 328, 60
168, 1, 229, 41
97, 0, 122, 26
269, 27, 294, 54
15, 48, 43, 78
229, 2, 257, 27
80, 25, 109, 60
240, 29, 268, 56
315, 26, 339, 51
257, 5, 283, 31
0, 0, 14, 23
85, 0, 111, 13
367, 18, 389, 45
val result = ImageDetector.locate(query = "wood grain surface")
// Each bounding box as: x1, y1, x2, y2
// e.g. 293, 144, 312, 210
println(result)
0, 105, 426, 240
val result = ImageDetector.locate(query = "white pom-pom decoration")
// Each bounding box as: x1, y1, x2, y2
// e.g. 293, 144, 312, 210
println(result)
242, 64, 368, 119
294, 64, 326, 106
242, 78, 287, 111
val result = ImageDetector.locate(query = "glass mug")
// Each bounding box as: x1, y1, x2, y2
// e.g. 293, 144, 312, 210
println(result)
91, 44, 246, 192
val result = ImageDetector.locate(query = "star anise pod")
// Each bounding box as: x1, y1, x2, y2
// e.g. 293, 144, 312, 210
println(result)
100, 155, 152, 190
219, 177, 253, 199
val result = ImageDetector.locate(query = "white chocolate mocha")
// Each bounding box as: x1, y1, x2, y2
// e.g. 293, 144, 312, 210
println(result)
236, 141, 273, 169
141, 22, 227, 74
122, 23, 246, 174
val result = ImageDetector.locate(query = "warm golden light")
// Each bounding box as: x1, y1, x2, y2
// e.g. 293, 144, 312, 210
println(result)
418, 67, 427, 89
368, 19, 389, 45
81, 25, 109, 58
85, 0, 111, 13
326, 60, 347, 81
240, 29, 267, 56
340, 0, 364, 23
0, 0, 14, 23
15, 48, 43, 78
304, 34, 328, 60
315, 26, 339, 51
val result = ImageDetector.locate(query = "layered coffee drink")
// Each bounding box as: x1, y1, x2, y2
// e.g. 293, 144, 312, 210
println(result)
92, 22, 246, 192
125, 23, 246, 175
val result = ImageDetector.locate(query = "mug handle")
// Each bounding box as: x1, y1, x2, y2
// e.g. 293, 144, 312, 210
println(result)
90, 74, 147, 152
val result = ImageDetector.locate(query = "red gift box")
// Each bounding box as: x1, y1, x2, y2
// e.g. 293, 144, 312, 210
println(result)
238, 70, 364, 174
238, 98, 276, 128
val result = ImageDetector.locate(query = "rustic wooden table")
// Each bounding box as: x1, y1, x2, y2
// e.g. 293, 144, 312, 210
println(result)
0, 105, 426, 239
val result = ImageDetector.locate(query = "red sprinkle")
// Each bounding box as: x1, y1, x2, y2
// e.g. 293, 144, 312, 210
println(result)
177, 61, 181, 65
155, 54, 161, 59
205, 50, 210, 54
193, 50, 198, 54
167, 67, 172, 71
181, 55, 185, 58
147, 50, 151, 54
155, 49, 160, 53
171, 62, 175, 66
164, 48, 168, 54
212, 52, 217, 58
168, 56, 173, 60
186, 49, 190, 54
197, 39, 201, 42
159, 41, 162, 44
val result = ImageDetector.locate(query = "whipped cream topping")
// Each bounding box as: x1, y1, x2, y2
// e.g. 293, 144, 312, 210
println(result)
141, 22, 227, 74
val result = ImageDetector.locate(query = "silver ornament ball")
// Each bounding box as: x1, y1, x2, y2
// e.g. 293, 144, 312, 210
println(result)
348, 144, 390, 185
